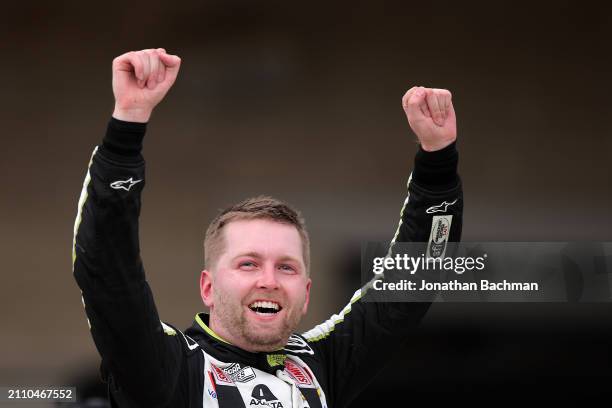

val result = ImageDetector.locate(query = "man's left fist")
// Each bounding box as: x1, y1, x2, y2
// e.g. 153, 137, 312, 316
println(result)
402, 86, 456, 152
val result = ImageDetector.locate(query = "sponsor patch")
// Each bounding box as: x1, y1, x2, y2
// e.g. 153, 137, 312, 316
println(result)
266, 354, 287, 367
225, 363, 256, 383
211, 364, 234, 385
284, 360, 313, 386
427, 215, 452, 258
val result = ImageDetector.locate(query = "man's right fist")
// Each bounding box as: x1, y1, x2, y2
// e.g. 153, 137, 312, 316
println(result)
112, 48, 181, 123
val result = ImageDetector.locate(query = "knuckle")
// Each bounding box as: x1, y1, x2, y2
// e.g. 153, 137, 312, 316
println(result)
408, 97, 420, 106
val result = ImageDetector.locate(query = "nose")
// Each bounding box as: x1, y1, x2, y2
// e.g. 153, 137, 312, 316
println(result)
256, 265, 280, 290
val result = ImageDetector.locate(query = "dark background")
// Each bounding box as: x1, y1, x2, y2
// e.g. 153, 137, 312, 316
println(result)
1, 0, 611, 405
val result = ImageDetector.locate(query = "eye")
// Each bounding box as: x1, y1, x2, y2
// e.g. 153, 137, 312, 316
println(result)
239, 261, 257, 270
278, 264, 296, 273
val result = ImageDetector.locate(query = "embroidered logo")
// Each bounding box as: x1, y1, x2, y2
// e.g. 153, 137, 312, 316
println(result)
225, 363, 256, 383
110, 177, 142, 191
284, 360, 313, 386
426, 199, 457, 214
210, 364, 234, 385
266, 354, 286, 367
250, 385, 283, 408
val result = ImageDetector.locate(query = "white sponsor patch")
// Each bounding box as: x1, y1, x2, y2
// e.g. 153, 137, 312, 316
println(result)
224, 363, 256, 383
427, 215, 453, 258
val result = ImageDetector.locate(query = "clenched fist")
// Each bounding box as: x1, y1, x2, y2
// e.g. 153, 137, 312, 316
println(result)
402, 86, 456, 152
112, 48, 181, 123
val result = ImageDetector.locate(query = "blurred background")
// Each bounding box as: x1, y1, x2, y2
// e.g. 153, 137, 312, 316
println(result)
1, 0, 611, 405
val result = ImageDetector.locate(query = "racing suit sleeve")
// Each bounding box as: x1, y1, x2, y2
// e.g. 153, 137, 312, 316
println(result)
72, 118, 187, 407
301, 142, 462, 408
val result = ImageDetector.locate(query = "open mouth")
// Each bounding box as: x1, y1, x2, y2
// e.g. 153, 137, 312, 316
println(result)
248, 300, 282, 315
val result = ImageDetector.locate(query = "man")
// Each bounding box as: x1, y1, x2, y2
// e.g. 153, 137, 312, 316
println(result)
73, 48, 462, 407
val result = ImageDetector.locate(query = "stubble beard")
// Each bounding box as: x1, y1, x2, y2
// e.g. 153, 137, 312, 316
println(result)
213, 288, 304, 352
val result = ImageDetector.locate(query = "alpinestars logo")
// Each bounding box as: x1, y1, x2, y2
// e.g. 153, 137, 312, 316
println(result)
250, 385, 283, 408
426, 199, 457, 214
110, 177, 142, 191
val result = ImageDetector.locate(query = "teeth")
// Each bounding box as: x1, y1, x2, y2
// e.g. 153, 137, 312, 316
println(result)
248, 301, 280, 311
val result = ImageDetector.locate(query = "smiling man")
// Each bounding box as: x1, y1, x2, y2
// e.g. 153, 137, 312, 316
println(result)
73, 48, 463, 407
201, 203, 312, 352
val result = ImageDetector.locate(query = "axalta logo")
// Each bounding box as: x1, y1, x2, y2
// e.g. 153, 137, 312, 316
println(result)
110, 177, 142, 191
250, 385, 283, 408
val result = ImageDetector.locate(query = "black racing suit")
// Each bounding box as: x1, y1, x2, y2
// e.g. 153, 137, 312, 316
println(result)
72, 118, 463, 407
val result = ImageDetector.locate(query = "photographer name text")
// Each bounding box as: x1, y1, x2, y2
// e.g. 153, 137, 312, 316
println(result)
373, 279, 539, 292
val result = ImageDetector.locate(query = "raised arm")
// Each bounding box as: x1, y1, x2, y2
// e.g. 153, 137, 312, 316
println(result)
72, 49, 188, 406
301, 86, 462, 408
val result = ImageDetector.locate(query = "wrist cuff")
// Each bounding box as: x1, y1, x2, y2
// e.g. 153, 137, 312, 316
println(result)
102, 117, 147, 157
412, 142, 459, 190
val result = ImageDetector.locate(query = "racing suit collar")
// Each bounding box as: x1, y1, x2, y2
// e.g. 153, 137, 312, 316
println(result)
185, 313, 288, 375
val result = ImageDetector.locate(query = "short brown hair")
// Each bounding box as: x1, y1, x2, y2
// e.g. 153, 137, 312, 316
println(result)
204, 196, 310, 273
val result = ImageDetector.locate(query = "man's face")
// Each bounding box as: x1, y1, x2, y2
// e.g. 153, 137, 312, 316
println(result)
200, 218, 311, 352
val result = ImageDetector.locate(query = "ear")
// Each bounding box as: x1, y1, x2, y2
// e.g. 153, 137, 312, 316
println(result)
301, 278, 312, 315
200, 269, 214, 308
